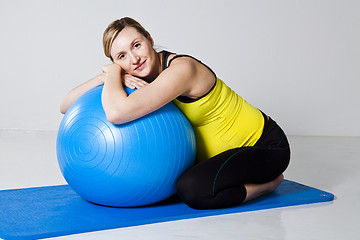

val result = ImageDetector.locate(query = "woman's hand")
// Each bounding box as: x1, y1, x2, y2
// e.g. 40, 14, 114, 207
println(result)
101, 64, 147, 89
102, 63, 122, 77
123, 74, 148, 89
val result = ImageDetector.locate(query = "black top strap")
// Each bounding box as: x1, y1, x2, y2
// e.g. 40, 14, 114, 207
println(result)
160, 50, 217, 103
161, 50, 217, 78
161, 50, 174, 71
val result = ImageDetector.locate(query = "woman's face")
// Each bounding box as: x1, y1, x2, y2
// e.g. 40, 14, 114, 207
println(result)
110, 27, 159, 80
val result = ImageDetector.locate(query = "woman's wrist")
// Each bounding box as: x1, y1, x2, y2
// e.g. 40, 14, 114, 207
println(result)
103, 64, 122, 76
103, 64, 122, 85
92, 72, 106, 85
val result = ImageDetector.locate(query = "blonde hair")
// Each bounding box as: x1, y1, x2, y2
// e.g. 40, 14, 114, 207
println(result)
103, 17, 149, 61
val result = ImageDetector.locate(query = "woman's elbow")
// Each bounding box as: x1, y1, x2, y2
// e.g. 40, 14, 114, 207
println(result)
106, 113, 121, 124
60, 97, 73, 115
105, 109, 128, 125
60, 102, 68, 115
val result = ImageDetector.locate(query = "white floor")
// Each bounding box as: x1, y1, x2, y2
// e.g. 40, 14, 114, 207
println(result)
0, 130, 359, 240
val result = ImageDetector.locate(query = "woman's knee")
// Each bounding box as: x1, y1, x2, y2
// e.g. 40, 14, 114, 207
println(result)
176, 173, 208, 209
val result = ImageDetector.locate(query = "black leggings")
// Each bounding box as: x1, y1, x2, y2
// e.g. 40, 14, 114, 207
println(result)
176, 114, 290, 210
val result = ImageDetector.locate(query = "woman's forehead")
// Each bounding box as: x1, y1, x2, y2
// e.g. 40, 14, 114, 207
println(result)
110, 27, 145, 57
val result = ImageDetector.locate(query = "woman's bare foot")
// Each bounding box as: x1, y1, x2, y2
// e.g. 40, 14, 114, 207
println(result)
243, 174, 284, 202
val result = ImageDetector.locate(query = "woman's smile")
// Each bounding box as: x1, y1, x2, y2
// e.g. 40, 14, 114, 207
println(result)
134, 59, 146, 71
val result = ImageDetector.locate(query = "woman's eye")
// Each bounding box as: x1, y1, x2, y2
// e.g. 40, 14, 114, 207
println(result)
118, 54, 125, 60
134, 43, 141, 49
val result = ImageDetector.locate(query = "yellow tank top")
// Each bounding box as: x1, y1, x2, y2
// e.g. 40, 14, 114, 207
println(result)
173, 78, 264, 163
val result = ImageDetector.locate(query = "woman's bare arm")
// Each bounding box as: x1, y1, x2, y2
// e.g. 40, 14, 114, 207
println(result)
60, 73, 105, 114
101, 59, 196, 124
60, 71, 150, 115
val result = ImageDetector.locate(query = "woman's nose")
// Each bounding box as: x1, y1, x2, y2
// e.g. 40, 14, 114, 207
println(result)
130, 53, 140, 64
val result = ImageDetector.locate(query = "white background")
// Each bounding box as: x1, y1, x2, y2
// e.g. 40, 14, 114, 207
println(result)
0, 0, 359, 136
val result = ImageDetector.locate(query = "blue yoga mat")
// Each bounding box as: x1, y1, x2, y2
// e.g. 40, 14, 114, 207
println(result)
0, 180, 334, 240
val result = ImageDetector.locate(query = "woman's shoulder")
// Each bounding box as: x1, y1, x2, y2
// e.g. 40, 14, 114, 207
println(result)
159, 51, 217, 100
160, 51, 198, 76
161, 51, 217, 82
161, 51, 195, 69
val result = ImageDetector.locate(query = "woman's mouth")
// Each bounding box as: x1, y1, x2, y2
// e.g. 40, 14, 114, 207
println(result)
134, 60, 146, 71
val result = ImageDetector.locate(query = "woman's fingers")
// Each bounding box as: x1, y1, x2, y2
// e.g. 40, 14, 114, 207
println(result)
123, 74, 148, 89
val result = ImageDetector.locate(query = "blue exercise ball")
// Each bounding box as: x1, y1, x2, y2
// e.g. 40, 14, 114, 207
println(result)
56, 85, 196, 207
